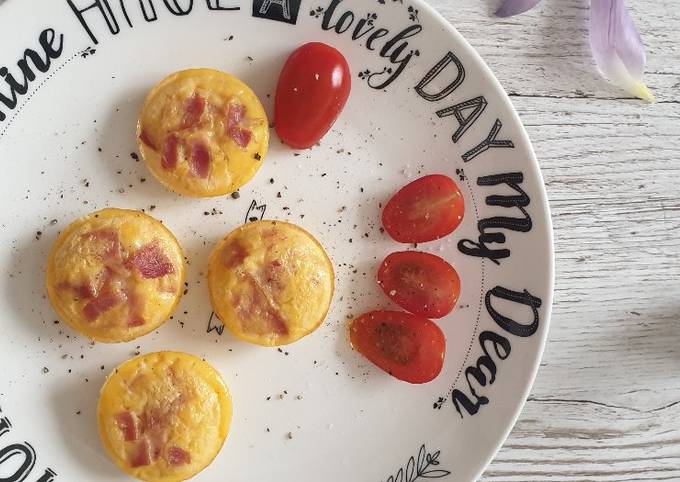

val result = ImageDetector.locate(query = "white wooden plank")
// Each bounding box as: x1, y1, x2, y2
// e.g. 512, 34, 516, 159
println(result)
427, 0, 680, 479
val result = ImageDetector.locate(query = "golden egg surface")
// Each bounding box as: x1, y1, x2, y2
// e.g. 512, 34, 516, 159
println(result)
46, 208, 184, 343
98, 351, 232, 482
208, 220, 334, 346
137, 68, 269, 197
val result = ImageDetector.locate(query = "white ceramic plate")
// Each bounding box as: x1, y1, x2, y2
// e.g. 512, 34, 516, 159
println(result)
0, 0, 554, 480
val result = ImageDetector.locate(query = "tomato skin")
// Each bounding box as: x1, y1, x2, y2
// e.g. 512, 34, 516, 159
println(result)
378, 251, 460, 319
382, 174, 464, 243
275, 42, 351, 149
349, 310, 445, 384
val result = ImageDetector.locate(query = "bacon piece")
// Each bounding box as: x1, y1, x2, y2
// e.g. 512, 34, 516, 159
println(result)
167, 446, 191, 466
82, 229, 121, 261
181, 92, 205, 129
227, 126, 252, 148
188, 138, 210, 178
129, 242, 174, 279
222, 242, 248, 269
115, 411, 138, 442
83, 287, 125, 321
139, 128, 157, 150
232, 275, 288, 335
130, 437, 152, 468
161, 133, 179, 170
226, 102, 246, 129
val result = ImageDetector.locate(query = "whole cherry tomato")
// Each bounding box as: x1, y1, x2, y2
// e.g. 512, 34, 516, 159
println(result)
275, 42, 351, 149
378, 251, 460, 319
349, 310, 446, 384
382, 174, 465, 243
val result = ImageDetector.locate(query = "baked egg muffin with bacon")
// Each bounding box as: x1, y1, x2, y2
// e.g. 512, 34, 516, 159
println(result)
137, 68, 269, 197
46, 208, 184, 343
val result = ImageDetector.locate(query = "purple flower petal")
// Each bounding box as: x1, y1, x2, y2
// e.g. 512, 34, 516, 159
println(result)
590, 0, 655, 101
495, 0, 542, 17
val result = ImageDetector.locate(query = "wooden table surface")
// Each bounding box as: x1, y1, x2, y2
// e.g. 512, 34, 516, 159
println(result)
426, 1, 680, 480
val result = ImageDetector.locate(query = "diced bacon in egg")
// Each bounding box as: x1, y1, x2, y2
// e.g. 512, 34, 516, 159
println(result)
188, 138, 211, 178
167, 446, 191, 466
161, 133, 180, 170
115, 411, 139, 442
129, 242, 175, 279
181, 92, 205, 129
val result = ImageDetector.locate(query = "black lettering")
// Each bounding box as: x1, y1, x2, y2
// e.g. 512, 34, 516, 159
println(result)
457, 234, 510, 264
163, 0, 193, 15
351, 17, 374, 41
366, 28, 389, 50
118, 0, 134, 27
451, 330, 512, 417
66, 0, 119, 45
206, 0, 239, 10
462, 119, 514, 162
0, 443, 36, 482
458, 171, 531, 263
437, 95, 487, 143
415, 51, 465, 101
480, 330, 511, 360
486, 286, 542, 337
35, 469, 57, 482
39, 29, 64, 61
451, 388, 488, 418
139, 0, 158, 20
0, 68, 29, 97
321, 0, 342, 30
0, 416, 10, 437
334, 11, 354, 34
478, 172, 529, 208
368, 25, 421, 89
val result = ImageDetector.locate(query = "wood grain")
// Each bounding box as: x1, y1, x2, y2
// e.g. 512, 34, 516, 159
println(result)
427, 0, 680, 480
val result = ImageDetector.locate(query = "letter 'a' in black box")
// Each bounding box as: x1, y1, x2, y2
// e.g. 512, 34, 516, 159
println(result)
252, 0, 301, 25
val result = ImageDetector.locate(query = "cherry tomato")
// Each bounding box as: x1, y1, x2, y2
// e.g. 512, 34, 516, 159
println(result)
275, 42, 351, 149
378, 251, 460, 319
349, 310, 446, 384
382, 174, 464, 243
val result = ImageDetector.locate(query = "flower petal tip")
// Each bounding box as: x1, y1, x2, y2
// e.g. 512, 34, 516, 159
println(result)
495, 0, 542, 17
629, 81, 656, 103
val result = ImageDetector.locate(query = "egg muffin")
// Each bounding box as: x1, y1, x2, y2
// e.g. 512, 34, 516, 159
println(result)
208, 220, 334, 346
98, 351, 232, 482
137, 68, 269, 197
46, 208, 185, 343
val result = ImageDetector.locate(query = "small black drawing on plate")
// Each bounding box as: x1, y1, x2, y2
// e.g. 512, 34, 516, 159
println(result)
384, 444, 451, 481
253, 0, 301, 24
245, 199, 267, 223
79, 46, 96, 58
207, 311, 225, 336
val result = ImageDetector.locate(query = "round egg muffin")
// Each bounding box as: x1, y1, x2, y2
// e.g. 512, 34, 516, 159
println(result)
137, 68, 269, 197
208, 220, 334, 346
98, 351, 232, 482
46, 208, 185, 343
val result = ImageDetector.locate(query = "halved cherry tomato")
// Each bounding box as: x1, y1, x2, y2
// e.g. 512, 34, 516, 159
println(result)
378, 251, 460, 319
349, 310, 445, 384
275, 42, 351, 149
382, 174, 464, 243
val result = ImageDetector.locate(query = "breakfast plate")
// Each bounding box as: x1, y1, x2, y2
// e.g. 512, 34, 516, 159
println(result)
0, 0, 554, 480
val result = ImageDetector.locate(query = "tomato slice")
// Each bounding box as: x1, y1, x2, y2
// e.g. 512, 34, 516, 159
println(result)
275, 42, 351, 149
378, 251, 460, 319
382, 174, 464, 243
349, 311, 445, 384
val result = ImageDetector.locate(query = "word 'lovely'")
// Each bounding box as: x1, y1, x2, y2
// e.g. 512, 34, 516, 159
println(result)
0, 406, 57, 481
320, 0, 422, 89
0, 29, 63, 123
67, 0, 240, 44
